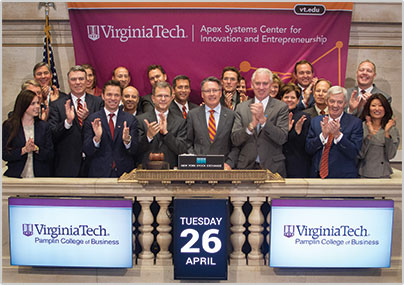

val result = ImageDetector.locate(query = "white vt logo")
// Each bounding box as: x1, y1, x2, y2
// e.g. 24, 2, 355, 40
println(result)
87, 25, 100, 41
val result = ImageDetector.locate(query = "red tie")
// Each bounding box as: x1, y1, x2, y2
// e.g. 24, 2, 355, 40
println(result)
77, 99, 83, 126
320, 110, 325, 115
108, 113, 115, 138
182, 105, 187, 119
319, 134, 334, 179
208, 109, 216, 142
108, 113, 116, 170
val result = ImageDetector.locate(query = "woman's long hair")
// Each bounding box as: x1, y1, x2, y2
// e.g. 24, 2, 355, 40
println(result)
360, 93, 393, 129
4, 90, 37, 150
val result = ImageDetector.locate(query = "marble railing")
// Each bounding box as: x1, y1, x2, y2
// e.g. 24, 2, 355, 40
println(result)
2, 170, 402, 283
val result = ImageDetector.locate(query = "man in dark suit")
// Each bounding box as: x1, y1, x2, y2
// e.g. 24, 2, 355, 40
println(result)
303, 79, 331, 119
346, 59, 392, 117
231, 68, 289, 176
169, 75, 198, 119
306, 86, 363, 178
140, 64, 167, 113
83, 80, 139, 177
33, 62, 68, 104
48, 65, 103, 177
292, 60, 318, 111
219, 66, 241, 110
187, 76, 239, 170
137, 81, 187, 168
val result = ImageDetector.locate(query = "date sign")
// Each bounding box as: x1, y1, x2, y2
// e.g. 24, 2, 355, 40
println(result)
173, 199, 228, 280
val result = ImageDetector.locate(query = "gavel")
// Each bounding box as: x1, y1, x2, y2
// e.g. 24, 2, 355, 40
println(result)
149, 153, 164, 161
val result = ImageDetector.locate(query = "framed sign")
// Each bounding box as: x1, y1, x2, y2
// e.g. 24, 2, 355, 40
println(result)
9, 197, 133, 268
173, 199, 228, 280
269, 199, 394, 268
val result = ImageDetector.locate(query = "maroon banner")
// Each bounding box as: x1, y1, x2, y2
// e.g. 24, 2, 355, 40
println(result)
68, 2, 353, 103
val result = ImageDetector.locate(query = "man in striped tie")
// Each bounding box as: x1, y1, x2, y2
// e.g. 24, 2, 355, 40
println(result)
186, 76, 239, 170
306, 86, 363, 178
48, 65, 103, 177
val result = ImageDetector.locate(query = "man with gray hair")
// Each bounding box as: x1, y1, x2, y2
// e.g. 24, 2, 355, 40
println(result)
231, 68, 289, 176
48, 65, 103, 177
306, 85, 363, 178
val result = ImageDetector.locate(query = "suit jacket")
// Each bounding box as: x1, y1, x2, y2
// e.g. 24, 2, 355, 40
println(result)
83, 109, 139, 177
2, 119, 53, 178
136, 111, 187, 168
283, 109, 312, 178
186, 105, 239, 169
303, 106, 320, 119
48, 93, 103, 177
346, 84, 392, 117
305, 113, 363, 178
358, 122, 400, 178
140, 94, 154, 113
169, 100, 198, 118
231, 97, 289, 176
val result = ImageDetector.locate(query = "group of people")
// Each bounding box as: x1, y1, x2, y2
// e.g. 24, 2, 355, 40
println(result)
3, 59, 399, 179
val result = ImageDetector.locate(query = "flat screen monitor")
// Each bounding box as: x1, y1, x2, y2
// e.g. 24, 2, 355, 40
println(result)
269, 199, 394, 268
9, 197, 133, 268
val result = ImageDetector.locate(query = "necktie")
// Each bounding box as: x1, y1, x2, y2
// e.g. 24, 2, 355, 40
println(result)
319, 134, 334, 179
320, 110, 325, 115
77, 99, 83, 126
108, 113, 115, 138
108, 113, 116, 170
208, 109, 216, 142
361, 89, 366, 95
182, 105, 187, 119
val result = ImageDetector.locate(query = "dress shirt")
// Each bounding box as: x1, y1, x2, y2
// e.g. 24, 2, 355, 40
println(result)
174, 100, 189, 114
204, 104, 221, 129
357, 86, 373, 100
314, 104, 328, 115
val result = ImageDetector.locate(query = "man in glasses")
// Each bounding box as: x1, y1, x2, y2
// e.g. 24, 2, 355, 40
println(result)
136, 81, 187, 168
186, 76, 239, 170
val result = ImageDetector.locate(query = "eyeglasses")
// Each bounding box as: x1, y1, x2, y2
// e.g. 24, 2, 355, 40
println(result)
154, 94, 171, 99
202, 89, 221, 94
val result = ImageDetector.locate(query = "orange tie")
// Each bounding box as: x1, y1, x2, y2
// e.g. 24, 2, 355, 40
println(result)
182, 105, 187, 119
319, 134, 333, 179
208, 109, 216, 142
77, 99, 83, 126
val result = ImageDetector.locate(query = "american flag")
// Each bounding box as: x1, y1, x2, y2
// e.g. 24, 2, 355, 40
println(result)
43, 25, 60, 88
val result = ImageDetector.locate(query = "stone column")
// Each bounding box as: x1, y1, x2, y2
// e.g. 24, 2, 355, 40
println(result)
230, 196, 247, 265
137, 197, 155, 265
156, 196, 172, 265
247, 196, 265, 265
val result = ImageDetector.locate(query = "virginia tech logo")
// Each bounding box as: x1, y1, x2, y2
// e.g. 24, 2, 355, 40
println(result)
87, 25, 100, 41
22, 224, 33, 237
284, 225, 295, 238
